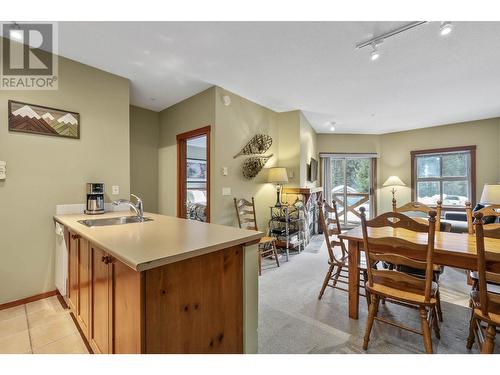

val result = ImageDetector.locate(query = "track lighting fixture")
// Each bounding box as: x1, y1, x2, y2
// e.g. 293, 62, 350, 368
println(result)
440, 21, 453, 36
356, 21, 455, 61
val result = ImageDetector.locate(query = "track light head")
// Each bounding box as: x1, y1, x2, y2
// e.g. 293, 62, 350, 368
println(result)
370, 42, 381, 61
440, 21, 453, 36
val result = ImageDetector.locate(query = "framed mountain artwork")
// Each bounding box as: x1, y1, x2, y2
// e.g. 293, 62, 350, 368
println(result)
8, 100, 80, 139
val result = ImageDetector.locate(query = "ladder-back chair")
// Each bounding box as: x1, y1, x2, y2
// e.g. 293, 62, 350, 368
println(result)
393, 199, 445, 320
465, 204, 500, 291
466, 211, 500, 353
318, 200, 369, 305
360, 207, 440, 353
394, 200, 442, 231
234, 197, 279, 276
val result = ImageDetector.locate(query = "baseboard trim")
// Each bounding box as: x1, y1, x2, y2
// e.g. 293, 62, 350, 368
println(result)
69, 311, 94, 354
0, 290, 58, 311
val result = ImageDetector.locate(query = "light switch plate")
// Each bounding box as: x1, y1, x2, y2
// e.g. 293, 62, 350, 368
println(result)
222, 187, 231, 196
0, 161, 6, 180
112, 185, 120, 195
222, 167, 228, 176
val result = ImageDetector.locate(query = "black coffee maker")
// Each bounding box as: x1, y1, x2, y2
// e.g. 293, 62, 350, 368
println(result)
85, 183, 105, 215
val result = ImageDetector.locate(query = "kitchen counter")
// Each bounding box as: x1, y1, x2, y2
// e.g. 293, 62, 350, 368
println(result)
54, 211, 263, 272
54, 211, 261, 353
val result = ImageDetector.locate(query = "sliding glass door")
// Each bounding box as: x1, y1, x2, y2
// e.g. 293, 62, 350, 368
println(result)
324, 155, 376, 227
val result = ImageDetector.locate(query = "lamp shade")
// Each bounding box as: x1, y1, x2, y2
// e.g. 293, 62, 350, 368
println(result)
268, 167, 289, 184
480, 184, 500, 204
383, 176, 406, 187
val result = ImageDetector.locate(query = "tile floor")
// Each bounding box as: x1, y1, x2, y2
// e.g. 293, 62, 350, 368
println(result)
0, 296, 88, 354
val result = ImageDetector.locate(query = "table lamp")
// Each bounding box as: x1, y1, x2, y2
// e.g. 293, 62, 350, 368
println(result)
268, 167, 289, 207
480, 184, 500, 205
383, 176, 406, 211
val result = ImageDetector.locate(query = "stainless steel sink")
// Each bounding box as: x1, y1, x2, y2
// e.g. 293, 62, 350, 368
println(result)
78, 216, 153, 227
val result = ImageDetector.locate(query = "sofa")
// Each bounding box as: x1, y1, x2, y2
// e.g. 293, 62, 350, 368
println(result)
442, 211, 469, 233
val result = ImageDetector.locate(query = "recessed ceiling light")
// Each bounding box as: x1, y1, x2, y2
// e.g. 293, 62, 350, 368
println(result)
440, 21, 453, 36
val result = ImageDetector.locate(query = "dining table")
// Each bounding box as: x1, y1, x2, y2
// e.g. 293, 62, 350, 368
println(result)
339, 225, 500, 320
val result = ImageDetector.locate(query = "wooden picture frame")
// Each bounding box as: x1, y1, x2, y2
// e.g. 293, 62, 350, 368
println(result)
8, 100, 80, 139
308, 157, 318, 182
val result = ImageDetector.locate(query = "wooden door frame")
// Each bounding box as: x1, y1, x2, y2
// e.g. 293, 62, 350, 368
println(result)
176, 126, 211, 222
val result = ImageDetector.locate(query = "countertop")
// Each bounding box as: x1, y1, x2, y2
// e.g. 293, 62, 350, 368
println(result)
54, 212, 263, 272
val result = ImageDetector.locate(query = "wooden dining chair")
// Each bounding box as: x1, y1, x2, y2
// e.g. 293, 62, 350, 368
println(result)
392, 200, 445, 321
466, 211, 500, 353
318, 200, 370, 305
465, 204, 500, 291
465, 203, 500, 235
394, 200, 442, 232
360, 207, 441, 354
234, 197, 279, 276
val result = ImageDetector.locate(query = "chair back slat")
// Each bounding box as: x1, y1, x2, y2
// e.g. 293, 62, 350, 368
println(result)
371, 269, 427, 293
483, 224, 500, 239
326, 218, 339, 226
327, 228, 341, 236
238, 209, 255, 216
489, 293, 500, 305
369, 253, 427, 271
394, 200, 442, 231
485, 271, 500, 285
473, 211, 500, 317
319, 200, 346, 264
367, 237, 429, 254
239, 217, 256, 224
234, 197, 259, 231
360, 207, 437, 303
323, 203, 340, 214
364, 211, 430, 232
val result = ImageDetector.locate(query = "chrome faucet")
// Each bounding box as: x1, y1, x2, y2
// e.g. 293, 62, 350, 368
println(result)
113, 194, 144, 221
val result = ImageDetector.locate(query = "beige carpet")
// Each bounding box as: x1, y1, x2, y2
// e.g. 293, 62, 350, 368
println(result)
258, 235, 499, 354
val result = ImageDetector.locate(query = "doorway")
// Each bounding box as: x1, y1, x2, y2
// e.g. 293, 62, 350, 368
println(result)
177, 126, 211, 222
323, 155, 376, 228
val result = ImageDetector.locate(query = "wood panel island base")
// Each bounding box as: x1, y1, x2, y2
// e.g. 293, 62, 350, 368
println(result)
54, 212, 262, 354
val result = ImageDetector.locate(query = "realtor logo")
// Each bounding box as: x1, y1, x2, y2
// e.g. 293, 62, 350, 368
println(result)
1, 22, 58, 90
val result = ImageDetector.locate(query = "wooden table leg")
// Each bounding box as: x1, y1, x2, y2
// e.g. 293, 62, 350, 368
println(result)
348, 240, 360, 319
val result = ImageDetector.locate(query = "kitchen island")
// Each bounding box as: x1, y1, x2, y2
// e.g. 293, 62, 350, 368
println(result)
53, 212, 262, 354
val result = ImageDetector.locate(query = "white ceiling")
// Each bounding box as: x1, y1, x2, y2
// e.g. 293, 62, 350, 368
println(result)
54, 22, 500, 134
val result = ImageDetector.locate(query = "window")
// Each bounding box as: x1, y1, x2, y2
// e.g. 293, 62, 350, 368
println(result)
411, 146, 476, 208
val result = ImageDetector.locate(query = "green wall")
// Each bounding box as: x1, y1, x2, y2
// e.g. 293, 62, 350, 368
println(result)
130, 105, 160, 213
0, 55, 130, 304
